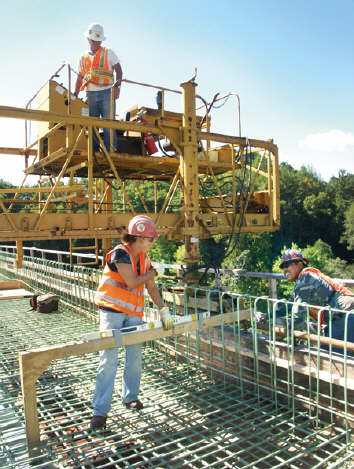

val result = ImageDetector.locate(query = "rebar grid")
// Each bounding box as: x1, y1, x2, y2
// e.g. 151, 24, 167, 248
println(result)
0, 283, 353, 468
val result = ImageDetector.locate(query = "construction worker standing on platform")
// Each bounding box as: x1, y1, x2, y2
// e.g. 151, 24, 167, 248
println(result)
91, 215, 173, 430
74, 23, 123, 152
275, 248, 354, 354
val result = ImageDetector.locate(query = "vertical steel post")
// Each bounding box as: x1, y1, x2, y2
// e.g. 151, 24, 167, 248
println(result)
154, 181, 158, 213
16, 240, 23, 268
122, 181, 126, 213
102, 180, 113, 256
269, 278, 277, 299
110, 88, 114, 153
273, 147, 280, 226
267, 148, 273, 228
180, 80, 200, 280
87, 126, 93, 228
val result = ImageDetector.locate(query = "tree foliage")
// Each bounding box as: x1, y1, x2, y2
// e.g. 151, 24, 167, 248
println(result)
342, 202, 354, 252
221, 233, 273, 296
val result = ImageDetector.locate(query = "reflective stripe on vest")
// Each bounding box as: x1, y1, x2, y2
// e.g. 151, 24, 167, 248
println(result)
79, 47, 114, 90
94, 244, 151, 317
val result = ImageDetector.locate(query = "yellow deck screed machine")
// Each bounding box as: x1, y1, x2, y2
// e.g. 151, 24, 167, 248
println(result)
0, 64, 280, 271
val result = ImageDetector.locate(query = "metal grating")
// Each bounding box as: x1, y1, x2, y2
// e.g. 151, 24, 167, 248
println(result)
0, 291, 352, 468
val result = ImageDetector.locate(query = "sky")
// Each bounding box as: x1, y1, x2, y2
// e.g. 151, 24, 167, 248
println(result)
0, 0, 353, 184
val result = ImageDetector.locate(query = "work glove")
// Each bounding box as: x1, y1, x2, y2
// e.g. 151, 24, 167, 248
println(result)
159, 307, 174, 330
255, 311, 268, 325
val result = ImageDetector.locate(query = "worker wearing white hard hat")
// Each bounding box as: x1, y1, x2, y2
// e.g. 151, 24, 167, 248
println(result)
85, 23, 106, 41
75, 23, 123, 152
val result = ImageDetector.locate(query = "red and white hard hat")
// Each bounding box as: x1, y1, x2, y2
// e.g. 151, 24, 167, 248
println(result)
85, 23, 106, 41
127, 215, 159, 239
279, 249, 309, 268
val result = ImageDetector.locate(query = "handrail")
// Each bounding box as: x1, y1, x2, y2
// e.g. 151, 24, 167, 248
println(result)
1, 245, 353, 289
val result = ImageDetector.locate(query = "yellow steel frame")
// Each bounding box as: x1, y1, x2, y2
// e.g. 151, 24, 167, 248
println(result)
0, 66, 280, 267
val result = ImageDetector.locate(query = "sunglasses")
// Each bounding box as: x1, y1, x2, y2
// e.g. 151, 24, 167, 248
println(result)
281, 260, 297, 268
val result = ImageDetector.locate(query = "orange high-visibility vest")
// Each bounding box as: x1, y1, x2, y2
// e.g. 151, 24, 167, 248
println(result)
308, 307, 326, 325
94, 244, 151, 317
79, 47, 114, 91
299, 267, 353, 325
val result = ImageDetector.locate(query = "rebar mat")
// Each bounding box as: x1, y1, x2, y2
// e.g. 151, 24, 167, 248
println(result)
0, 295, 353, 468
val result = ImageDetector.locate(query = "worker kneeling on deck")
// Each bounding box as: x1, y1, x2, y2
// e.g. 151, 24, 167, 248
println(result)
275, 249, 354, 354
91, 216, 173, 430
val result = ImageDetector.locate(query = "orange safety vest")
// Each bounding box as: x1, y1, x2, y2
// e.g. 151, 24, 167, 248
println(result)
94, 244, 151, 317
299, 267, 353, 325
79, 46, 114, 91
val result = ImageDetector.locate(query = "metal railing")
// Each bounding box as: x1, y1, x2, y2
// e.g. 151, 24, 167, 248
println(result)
0, 251, 353, 467
1, 244, 353, 298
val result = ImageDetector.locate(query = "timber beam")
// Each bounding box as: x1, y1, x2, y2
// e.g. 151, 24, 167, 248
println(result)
19, 309, 249, 449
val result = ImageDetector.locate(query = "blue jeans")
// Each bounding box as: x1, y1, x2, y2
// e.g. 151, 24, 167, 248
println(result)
86, 88, 117, 152
92, 309, 143, 416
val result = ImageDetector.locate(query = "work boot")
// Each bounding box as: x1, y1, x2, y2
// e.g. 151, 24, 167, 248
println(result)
124, 400, 144, 410
90, 415, 107, 430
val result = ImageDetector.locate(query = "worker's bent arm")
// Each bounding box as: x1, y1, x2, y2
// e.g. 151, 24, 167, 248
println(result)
145, 279, 164, 310
113, 63, 123, 100
75, 74, 83, 97
115, 263, 156, 289
113, 63, 123, 85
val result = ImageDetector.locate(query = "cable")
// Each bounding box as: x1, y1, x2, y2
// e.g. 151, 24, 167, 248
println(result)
201, 93, 220, 126
157, 138, 173, 157
190, 144, 254, 284
210, 94, 231, 109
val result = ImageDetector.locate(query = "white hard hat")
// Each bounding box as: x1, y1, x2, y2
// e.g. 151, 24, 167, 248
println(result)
85, 23, 106, 41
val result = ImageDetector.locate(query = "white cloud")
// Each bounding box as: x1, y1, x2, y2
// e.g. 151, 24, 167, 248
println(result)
298, 129, 354, 153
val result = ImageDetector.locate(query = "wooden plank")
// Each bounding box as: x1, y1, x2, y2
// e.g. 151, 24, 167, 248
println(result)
19, 310, 249, 447
18, 356, 41, 451
0, 147, 37, 156
162, 290, 219, 311
0, 288, 33, 299
235, 344, 354, 390
0, 280, 25, 290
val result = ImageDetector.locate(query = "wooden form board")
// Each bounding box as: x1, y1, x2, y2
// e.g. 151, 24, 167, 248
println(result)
19, 309, 249, 450
162, 290, 219, 311
0, 280, 32, 300
0, 280, 26, 290
0, 288, 33, 299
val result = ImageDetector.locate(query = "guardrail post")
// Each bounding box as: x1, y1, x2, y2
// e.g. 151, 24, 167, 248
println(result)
269, 278, 277, 298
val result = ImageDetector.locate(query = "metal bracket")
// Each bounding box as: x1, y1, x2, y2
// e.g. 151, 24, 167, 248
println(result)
112, 329, 123, 347
197, 311, 210, 331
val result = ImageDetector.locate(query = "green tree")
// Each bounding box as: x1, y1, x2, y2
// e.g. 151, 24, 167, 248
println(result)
272, 163, 330, 249
148, 236, 180, 264
341, 202, 354, 251
325, 170, 354, 259
221, 233, 273, 296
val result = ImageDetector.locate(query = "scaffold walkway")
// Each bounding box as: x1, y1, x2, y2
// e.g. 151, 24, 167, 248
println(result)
0, 265, 353, 468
